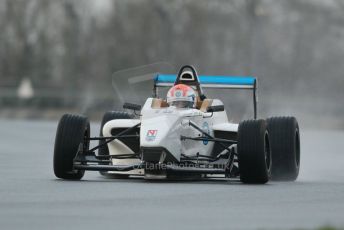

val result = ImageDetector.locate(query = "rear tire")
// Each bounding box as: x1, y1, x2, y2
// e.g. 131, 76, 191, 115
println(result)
238, 119, 271, 184
98, 111, 133, 178
53, 114, 90, 180
267, 117, 300, 181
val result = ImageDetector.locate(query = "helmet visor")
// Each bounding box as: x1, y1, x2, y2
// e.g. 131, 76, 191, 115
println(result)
171, 101, 194, 108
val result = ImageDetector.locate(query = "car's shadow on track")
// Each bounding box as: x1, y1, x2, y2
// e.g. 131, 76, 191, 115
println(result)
52, 174, 319, 186
53, 175, 279, 186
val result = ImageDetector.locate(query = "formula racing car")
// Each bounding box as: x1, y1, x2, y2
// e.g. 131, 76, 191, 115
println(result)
53, 65, 300, 183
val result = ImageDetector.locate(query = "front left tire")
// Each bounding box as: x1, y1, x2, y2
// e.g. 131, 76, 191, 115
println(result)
267, 116, 300, 181
238, 119, 271, 184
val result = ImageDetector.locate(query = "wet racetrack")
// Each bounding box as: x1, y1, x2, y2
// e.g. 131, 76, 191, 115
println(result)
0, 119, 343, 230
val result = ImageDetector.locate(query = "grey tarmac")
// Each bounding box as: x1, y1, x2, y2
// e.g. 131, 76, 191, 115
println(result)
0, 119, 343, 230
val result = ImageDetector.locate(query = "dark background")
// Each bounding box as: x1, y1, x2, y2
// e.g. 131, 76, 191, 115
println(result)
0, 0, 343, 128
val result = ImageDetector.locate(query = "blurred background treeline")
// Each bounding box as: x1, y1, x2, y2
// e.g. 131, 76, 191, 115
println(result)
0, 0, 343, 128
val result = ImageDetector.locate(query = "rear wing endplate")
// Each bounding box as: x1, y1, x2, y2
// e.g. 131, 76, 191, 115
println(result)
153, 74, 258, 119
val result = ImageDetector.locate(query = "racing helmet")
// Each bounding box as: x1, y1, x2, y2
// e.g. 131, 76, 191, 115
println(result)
166, 84, 196, 108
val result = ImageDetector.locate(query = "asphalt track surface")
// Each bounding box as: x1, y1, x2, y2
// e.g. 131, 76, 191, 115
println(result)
0, 119, 344, 230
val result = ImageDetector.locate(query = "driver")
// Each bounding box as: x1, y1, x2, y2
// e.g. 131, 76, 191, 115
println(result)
166, 84, 196, 108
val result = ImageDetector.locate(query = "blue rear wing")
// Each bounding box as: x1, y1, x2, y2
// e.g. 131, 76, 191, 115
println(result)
154, 74, 257, 89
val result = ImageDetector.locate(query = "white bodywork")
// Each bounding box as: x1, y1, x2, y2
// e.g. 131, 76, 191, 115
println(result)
102, 98, 238, 175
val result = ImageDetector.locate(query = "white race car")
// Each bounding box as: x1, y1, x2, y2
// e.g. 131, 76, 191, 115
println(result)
53, 65, 300, 183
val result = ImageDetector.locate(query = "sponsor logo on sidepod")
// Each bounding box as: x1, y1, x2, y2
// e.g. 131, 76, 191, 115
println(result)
146, 130, 158, 141
202, 122, 210, 145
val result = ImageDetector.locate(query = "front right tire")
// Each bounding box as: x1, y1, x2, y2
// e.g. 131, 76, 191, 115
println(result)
53, 114, 90, 180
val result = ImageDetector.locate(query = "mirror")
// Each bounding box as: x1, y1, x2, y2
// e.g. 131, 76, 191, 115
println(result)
123, 102, 142, 111
206, 105, 225, 113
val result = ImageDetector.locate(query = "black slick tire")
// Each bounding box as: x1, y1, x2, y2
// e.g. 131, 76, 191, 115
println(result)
267, 116, 300, 181
53, 114, 90, 180
238, 119, 271, 184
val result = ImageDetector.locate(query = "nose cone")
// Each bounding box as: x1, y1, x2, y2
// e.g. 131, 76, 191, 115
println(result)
140, 114, 182, 161
140, 115, 179, 146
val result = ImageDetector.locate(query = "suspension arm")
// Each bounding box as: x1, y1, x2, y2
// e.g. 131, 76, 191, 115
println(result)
181, 135, 236, 144
87, 135, 139, 141
187, 121, 235, 153
87, 123, 141, 153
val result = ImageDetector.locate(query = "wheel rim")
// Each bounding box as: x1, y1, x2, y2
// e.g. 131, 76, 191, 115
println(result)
295, 129, 300, 168
83, 128, 90, 152
78, 125, 90, 170
264, 131, 271, 171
